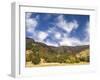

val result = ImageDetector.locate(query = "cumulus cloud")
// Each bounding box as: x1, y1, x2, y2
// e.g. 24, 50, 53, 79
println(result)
26, 13, 38, 35
59, 37, 87, 46
26, 13, 49, 43
45, 39, 59, 47
56, 15, 79, 33
26, 19, 38, 29
36, 31, 48, 42
26, 13, 46, 43
58, 21, 89, 46
26, 13, 32, 19
47, 27, 62, 39
54, 32, 62, 39
59, 37, 79, 46
84, 22, 89, 42
45, 22, 89, 46
26, 13, 89, 47
26, 13, 40, 40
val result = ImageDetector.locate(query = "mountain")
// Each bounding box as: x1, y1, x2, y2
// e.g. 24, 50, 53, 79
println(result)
26, 37, 89, 64
26, 37, 89, 54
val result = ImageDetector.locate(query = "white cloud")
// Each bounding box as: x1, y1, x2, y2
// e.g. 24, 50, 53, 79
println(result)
56, 15, 79, 33
84, 22, 89, 42
26, 13, 32, 19
59, 38, 73, 46
54, 32, 61, 39
26, 13, 89, 47
37, 31, 48, 42
57, 15, 64, 21
45, 40, 59, 47
26, 18, 38, 29
26, 12, 39, 32
26, 13, 39, 39
45, 24, 82, 46
59, 37, 87, 46
35, 15, 40, 20
45, 22, 89, 46
26, 27, 34, 33
47, 27, 62, 39
26, 18, 38, 36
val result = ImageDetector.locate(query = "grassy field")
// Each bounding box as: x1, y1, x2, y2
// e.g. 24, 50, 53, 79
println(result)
25, 61, 89, 67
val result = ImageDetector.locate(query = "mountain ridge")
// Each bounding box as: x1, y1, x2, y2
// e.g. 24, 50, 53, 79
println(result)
26, 37, 89, 54
26, 37, 89, 65
26, 37, 89, 47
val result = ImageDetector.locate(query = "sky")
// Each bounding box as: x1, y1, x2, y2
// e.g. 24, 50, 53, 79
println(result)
26, 12, 89, 47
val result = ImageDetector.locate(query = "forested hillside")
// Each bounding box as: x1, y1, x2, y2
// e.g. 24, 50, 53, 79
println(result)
26, 38, 89, 66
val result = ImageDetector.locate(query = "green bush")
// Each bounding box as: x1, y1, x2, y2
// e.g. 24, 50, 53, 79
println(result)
79, 49, 89, 62
26, 50, 33, 62
31, 55, 40, 65
57, 55, 66, 63
66, 59, 71, 63
67, 55, 77, 63
31, 44, 41, 65
79, 56, 89, 62
75, 57, 80, 63
26, 54, 32, 62
45, 55, 57, 63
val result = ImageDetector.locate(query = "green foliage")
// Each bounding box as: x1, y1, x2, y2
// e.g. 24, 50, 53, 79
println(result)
67, 55, 76, 63
26, 38, 89, 65
79, 49, 89, 62
26, 54, 32, 62
75, 57, 80, 63
56, 54, 67, 63
26, 50, 32, 62
26, 43, 32, 50
57, 57, 66, 63
44, 53, 57, 63
31, 54, 40, 65
31, 44, 41, 65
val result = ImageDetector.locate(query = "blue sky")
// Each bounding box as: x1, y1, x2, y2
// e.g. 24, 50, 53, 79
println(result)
26, 12, 89, 46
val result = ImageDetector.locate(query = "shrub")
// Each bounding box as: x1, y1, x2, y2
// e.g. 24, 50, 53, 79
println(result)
66, 59, 71, 63
79, 49, 89, 62
45, 55, 57, 63
75, 57, 80, 63
57, 55, 66, 63
67, 55, 77, 63
26, 54, 32, 62
79, 56, 89, 62
26, 50, 32, 62
31, 55, 40, 65
31, 44, 41, 65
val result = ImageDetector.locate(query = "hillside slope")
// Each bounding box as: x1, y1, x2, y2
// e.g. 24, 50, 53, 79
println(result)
26, 38, 89, 66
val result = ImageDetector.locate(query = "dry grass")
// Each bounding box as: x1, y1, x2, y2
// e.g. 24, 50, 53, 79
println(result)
25, 61, 89, 67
